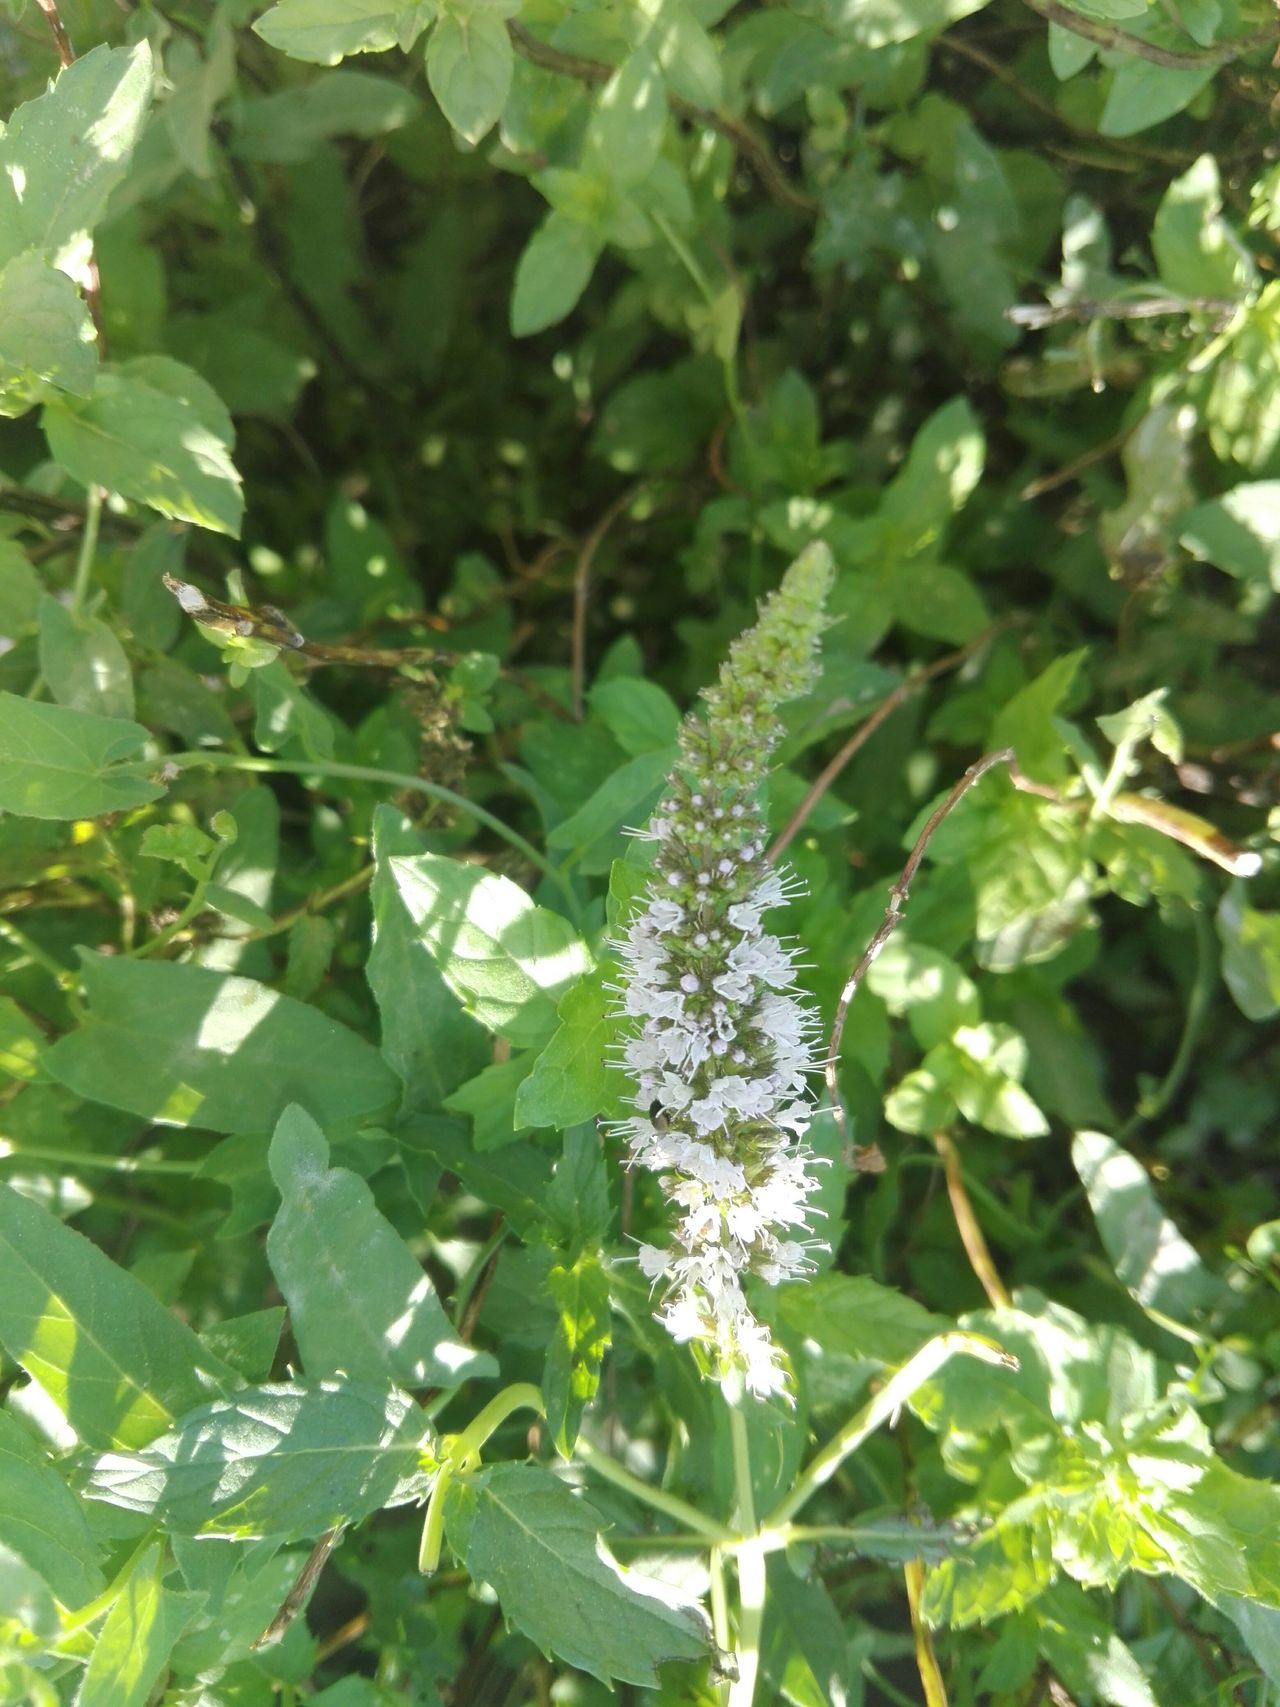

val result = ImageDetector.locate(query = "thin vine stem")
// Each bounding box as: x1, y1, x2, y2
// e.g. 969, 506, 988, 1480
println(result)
70, 486, 103, 618
136, 751, 582, 919
576, 1437, 734, 1543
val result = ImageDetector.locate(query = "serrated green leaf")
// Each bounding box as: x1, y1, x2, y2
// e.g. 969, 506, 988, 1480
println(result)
254, 0, 435, 65
775, 1273, 950, 1367
0, 44, 154, 273
514, 969, 624, 1130
543, 1253, 610, 1456
0, 1411, 104, 1607
587, 677, 681, 755
443, 1462, 710, 1684
74, 1543, 194, 1707
444, 1052, 536, 1149
511, 212, 600, 337
426, 10, 513, 145
586, 48, 665, 187
43, 356, 243, 536
1181, 480, 1280, 591
83, 1379, 432, 1539
1152, 153, 1256, 302
1217, 884, 1280, 1019
38, 595, 134, 720
266, 1104, 493, 1388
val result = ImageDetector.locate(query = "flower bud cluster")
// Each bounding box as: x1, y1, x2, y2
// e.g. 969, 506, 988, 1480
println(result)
612, 545, 834, 1400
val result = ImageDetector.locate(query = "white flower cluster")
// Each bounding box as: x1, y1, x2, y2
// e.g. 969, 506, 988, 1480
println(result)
612, 545, 834, 1401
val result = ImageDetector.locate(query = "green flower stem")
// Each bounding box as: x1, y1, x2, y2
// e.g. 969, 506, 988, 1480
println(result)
763, 1332, 1018, 1532
420, 1383, 546, 1576
576, 1436, 734, 1543
728, 1536, 767, 1707
727, 1404, 765, 1707
131, 874, 216, 959
451, 1381, 545, 1466
418, 1462, 452, 1576
709, 1547, 732, 1651
146, 751, 582, 919
0, 1140, 200, 1176
1122, 902, 1214, 1136
69, 485, 103, 619
0, 916, 75, 984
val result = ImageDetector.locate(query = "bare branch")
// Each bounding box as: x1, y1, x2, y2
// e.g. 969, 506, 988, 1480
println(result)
1022, 0, 1277, 69
768, 623, 1010, 863
507, 22, 817, 217
824, 749, 1016, 1153
1007, 294, 1239, 329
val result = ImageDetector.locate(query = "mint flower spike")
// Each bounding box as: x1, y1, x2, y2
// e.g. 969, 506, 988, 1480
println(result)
613, 543, 835, 1403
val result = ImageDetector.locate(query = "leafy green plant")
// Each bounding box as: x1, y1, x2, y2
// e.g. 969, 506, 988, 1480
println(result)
0, 0, 1278, 1700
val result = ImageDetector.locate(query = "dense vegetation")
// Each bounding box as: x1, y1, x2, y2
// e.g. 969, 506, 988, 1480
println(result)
0, 0, 1278, 1699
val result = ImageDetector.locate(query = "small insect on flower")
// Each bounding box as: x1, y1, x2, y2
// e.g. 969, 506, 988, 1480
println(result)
611, 543, 835, 1403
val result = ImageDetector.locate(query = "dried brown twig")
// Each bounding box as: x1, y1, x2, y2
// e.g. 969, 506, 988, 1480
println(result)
768, 623, 1011, 862
824, 749, 1016, 1153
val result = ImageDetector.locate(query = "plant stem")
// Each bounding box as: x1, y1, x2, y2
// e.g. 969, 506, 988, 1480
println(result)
934, 1131, 1011, 1310
727, 1404, 764, 1707
904, 1556, 949, 1707
1021, 0, 1275, 67
0, 916, 75, 983
142, 751, 582, 919
768, 624, 1009, 861
825, 749, 1014, 1151
505, 22, 816, 215
764, 1332, 1017, 1531
1122, 904, 1215, 1139
0, 1141, 199, 1176
452, 1381, 544, 1465
70, 486, 103, 618
576, 1437, 734, 1543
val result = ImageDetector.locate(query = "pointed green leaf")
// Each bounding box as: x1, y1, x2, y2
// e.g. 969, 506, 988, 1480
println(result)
84, 1379, 433, 1539
43, 357, 243, 536
0, 252, 96, 416
388, 852, 590, 1046
443, 1463, 710, 1684
0, 1182, 236, 1450
43, 954, 399, 1132
266, 1105, 494, 1388
0, 44, 154, 273
426, 10, 513, 145
74, 1543, 195, 1707
0, 1411, 104, 1608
